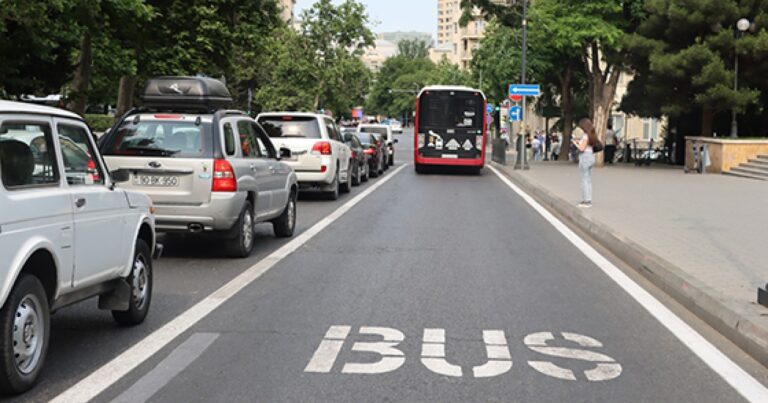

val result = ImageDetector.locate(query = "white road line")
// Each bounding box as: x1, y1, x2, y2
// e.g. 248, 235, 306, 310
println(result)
112, 332, 219, 403
50, 164, 409, 403
489, 165, 768, 402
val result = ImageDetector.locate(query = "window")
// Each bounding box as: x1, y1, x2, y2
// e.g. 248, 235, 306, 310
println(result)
643, 118, 659, 140
0, 121, 59, 188
325, 119, 340, 141
258, 116, 322, 139
611, 115, 624, 139
103, 120, 212, 158
223, 123, 236, 156
253, 124, 275, 159
57, 124, 104, 186
237, 120, 259, 157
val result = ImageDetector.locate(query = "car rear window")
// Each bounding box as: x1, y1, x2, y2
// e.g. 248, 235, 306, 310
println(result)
357, 133, 376, 145
258, 116, 321, 139
359, 126, 388, 136
102, 120, 213, 158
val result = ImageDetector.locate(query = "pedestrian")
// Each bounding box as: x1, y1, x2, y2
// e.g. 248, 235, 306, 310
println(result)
532, 135, 541, 161
525, 133, 532, 160
551, 134, 560, 161
572, 118, 598, 208
604, 122, 619, 165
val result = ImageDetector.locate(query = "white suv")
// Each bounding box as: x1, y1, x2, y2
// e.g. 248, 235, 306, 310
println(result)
257, 113, 352, 200
0, 101, 159, 394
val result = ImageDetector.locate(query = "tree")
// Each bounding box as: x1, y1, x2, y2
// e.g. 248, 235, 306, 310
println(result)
622, 0, 768, 137
367, 56, 434, 118
397, 38, 430, 59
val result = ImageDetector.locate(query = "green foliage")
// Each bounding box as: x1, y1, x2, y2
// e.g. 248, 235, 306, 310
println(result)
397, 38, 431, 59
84, 114, 115, 132
470, 22, 523, 104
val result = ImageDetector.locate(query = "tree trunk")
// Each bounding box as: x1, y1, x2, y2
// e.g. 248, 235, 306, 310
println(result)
559, 68, 574, 160
701, 107, 714, 136
67, 31, 93, 115
116, 75, 138, 118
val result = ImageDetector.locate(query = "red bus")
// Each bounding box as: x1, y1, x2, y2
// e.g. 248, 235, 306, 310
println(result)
414, 86, 487, 173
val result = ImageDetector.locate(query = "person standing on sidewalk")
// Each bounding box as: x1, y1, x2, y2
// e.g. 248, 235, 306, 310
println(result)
604, 122, 619, 165
572, 118, 597, 208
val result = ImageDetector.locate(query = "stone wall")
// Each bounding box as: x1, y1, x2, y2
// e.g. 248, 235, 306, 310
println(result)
685, 137, 768, 173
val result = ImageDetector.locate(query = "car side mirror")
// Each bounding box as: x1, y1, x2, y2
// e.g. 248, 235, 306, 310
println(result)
110, 169, 130, 184
279, 147, 292, 160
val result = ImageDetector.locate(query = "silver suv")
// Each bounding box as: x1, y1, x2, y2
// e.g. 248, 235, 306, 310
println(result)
0, 100, 159, 394
100, 77, 298, 258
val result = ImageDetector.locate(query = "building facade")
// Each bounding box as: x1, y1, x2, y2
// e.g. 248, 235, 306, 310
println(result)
361, 38, 398, 72
437, 0, 510, 69
280, 0, 296, 24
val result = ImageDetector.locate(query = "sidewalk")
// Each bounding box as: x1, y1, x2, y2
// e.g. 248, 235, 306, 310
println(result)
494, 156, 768, 365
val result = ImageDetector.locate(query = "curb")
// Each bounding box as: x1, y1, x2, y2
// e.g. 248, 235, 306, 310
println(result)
493, 162, 768, 368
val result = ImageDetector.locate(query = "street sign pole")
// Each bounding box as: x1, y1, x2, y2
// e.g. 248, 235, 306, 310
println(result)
515, 0, 530, 171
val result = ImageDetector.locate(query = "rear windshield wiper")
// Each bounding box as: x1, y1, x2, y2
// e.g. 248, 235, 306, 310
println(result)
121, 146, 180, 156
279, 134, 307, 138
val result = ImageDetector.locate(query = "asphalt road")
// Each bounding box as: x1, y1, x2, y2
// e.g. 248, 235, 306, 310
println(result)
11, 129, 768, 402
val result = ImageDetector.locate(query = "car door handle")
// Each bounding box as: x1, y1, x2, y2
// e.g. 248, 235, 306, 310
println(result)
74, 198, 86, 208
249, 164, 257, 171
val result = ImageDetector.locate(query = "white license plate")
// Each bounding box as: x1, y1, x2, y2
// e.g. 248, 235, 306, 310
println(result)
133, 175, 180, 187
441, 154, 458, 159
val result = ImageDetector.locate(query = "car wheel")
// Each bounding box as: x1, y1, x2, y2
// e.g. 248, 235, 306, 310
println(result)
351, 163, 361, 186
228, 201, 255, 258
326, 168, 340, 200
340, 161, 352, 193
273, 191, 297, 238
369, 162, 378, 178
361, 163, 369, 182
389, 153, 395, 166
112, 239, 153, 326
0, 275, 49, 395
378, 159, 384, 175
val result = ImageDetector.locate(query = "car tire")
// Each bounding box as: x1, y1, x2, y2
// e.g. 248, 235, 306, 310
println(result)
389, 153, 395, 166
227, 201, 255, 258
369, 162, 379, 178
326, 168, 340, 200
378, 159, 384, 175
351, 163, 361, 186
0, 275, 50, 395
340, 161, 352, 193
361, 163, 369, 182
273, 191, 297, 238
112, 239, 153, 326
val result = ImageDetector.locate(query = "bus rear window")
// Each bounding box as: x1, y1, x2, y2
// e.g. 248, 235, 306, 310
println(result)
419, 91, 483, 130
258, 117, 321, 139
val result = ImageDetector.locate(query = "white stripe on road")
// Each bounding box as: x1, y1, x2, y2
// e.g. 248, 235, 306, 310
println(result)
489, 165, 768, 402
51, 164, 409, 403
112, 333, 219, 403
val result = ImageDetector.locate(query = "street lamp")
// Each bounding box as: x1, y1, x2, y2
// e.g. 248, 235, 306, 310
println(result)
731, 17, 750, 138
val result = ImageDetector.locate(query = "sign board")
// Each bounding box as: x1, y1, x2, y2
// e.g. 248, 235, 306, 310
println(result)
509, 94, 523, 102
509, 106, 522, 122
509, 84, 541, 97
486, 104, 494, 114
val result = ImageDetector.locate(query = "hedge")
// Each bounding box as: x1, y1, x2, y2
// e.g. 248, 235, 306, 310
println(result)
84, 114, 116, 133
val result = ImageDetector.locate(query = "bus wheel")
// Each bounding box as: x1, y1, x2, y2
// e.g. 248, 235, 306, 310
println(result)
415, 164, 425, 174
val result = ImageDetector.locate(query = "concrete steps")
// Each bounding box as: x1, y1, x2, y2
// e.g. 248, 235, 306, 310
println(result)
725, 155, 768, 181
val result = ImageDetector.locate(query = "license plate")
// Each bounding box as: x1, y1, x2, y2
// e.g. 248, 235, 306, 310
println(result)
442, 154, 458, 159
133, 175, 180, 187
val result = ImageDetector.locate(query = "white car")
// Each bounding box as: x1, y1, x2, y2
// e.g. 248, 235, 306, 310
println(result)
257, 113, 352, 200
0, 101, 159, 394
390, 120, 403, 134
359, 123, 397, 166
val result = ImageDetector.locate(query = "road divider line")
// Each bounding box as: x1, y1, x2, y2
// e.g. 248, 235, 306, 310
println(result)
489, 165, 768, 402
50, 164, 409, 403
111, 332, 220, 403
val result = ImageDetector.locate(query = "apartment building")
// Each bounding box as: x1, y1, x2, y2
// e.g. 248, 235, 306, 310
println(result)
437, 0, 510, 69
280, 0, 296, 24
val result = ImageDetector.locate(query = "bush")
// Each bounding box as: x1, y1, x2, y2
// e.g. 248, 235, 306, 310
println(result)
84, 114, 116, 133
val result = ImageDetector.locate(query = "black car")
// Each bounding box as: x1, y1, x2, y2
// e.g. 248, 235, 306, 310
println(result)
343, 132, 369, 185
356, 132, 385, 177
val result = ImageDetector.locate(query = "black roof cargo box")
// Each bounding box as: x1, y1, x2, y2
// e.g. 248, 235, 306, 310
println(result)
141, 76, 233, 111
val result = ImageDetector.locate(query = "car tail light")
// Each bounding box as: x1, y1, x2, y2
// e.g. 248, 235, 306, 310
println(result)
351, 151, 357, 158
154, 114, 183, 119
320, 165, 328, 173
212, 159, 237, 192
364, 148, 374, 155
87, 159, 101, 182
311, 141, 332, 155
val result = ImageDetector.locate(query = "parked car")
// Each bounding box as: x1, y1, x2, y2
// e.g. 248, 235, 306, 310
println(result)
0, 100, 160, 394
257, 112, 352, 200
356, 132, 385, 177
390, 120, 403, 134
359, 123, 396, 166
100, 76, 298, 258
343, 131, 369, 185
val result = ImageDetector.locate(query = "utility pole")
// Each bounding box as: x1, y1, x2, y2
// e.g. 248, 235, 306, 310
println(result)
514, 0, 530, 170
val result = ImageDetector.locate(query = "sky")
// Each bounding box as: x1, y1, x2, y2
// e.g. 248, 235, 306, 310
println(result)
295, 0, 437, 37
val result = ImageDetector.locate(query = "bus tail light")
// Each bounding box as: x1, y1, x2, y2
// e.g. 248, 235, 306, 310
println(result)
311, 141, 332, 155
476, 135, 483, 150
417, 133, 425, 148
212, 159, 237, 192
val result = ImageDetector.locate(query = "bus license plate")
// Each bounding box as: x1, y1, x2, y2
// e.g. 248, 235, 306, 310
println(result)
441, 154, 458, 159
133, 175, 180, 187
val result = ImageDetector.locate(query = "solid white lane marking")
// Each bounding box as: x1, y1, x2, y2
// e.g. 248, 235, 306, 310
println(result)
490, 165, 768, 400
111, 333, 219, 403
341, 327, 406, 374
51, 164, 409, 403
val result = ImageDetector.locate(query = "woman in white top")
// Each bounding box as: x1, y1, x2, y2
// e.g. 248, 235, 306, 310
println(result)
571, 118, 598, 207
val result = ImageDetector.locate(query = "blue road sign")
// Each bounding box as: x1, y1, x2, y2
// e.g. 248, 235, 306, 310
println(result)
509, 84, 541, 97
486, 104, 494, 114
509, 106, 522, 121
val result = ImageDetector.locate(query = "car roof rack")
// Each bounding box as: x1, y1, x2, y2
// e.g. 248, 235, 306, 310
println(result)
141, 76, 234, 112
